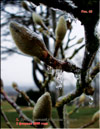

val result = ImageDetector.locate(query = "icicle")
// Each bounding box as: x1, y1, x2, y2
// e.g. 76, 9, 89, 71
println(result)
54, 69, 63, 89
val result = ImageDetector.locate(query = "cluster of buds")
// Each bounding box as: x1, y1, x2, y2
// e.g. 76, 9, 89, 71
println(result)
33, 92, 52, 122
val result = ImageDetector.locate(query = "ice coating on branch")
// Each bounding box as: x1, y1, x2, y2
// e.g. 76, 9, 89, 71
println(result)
9, 22, 48, 59
55, 69, 63, 89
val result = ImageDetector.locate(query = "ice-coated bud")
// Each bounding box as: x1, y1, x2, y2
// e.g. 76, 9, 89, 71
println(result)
32, 12, 47, 30
79, 93, 85, 103
92, 110, 100, 122
9, 22, 49, 60
33, 92, 52, 121
55, 16, 67, 42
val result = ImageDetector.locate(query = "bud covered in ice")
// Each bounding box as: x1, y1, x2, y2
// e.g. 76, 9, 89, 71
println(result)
79, 93, 85, 103
55, 16, 67, 42
32, 12, 47, 30
9, 22, 49, 60
92, 110, 100, 122
33, 92, 52, 121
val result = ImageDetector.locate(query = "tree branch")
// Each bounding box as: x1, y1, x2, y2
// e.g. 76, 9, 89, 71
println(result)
1, 108, 14, 129
1, 90, 35, 127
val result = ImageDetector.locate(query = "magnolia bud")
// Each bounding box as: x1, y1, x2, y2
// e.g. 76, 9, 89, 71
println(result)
92, 110, 100, 122
32, 12, 47, 30
9, 22, 49, 60
77, 37, 84, 44
55, 16, 67, 42
79, 93, 85, 103
12, 82, 18, 89
21, 1, 30, 11
33, 92, 52, 122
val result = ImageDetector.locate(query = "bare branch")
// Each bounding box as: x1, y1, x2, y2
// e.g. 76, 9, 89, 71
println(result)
1, 90, 35, 127
1, 108, 14, 129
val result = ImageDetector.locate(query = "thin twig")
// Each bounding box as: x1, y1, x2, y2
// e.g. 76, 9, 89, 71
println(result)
79, 120, 98, 129
12, 84, 35, 107
49, 118, 58, 128
1, 90, 35, 127
1, 108, 14, 129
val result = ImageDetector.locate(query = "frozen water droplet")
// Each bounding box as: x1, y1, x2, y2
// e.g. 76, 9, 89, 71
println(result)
55, 69, 63, 89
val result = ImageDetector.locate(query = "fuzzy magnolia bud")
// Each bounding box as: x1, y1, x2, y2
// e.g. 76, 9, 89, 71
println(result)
9, 22, 49, 60
33, 92, 52, 122
12, 82, 18, 89
92, 110, 100, 122
55, 16, 67, 42
21, 1, 30, 11
32, 12, 47, 30
79, 93, 85, 103
77, 37, 84, 44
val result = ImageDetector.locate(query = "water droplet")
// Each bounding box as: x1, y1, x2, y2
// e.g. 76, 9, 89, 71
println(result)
55, 69, 63, 89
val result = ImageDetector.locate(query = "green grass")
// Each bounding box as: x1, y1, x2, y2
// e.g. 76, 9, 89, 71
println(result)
1, 101, 99, 128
